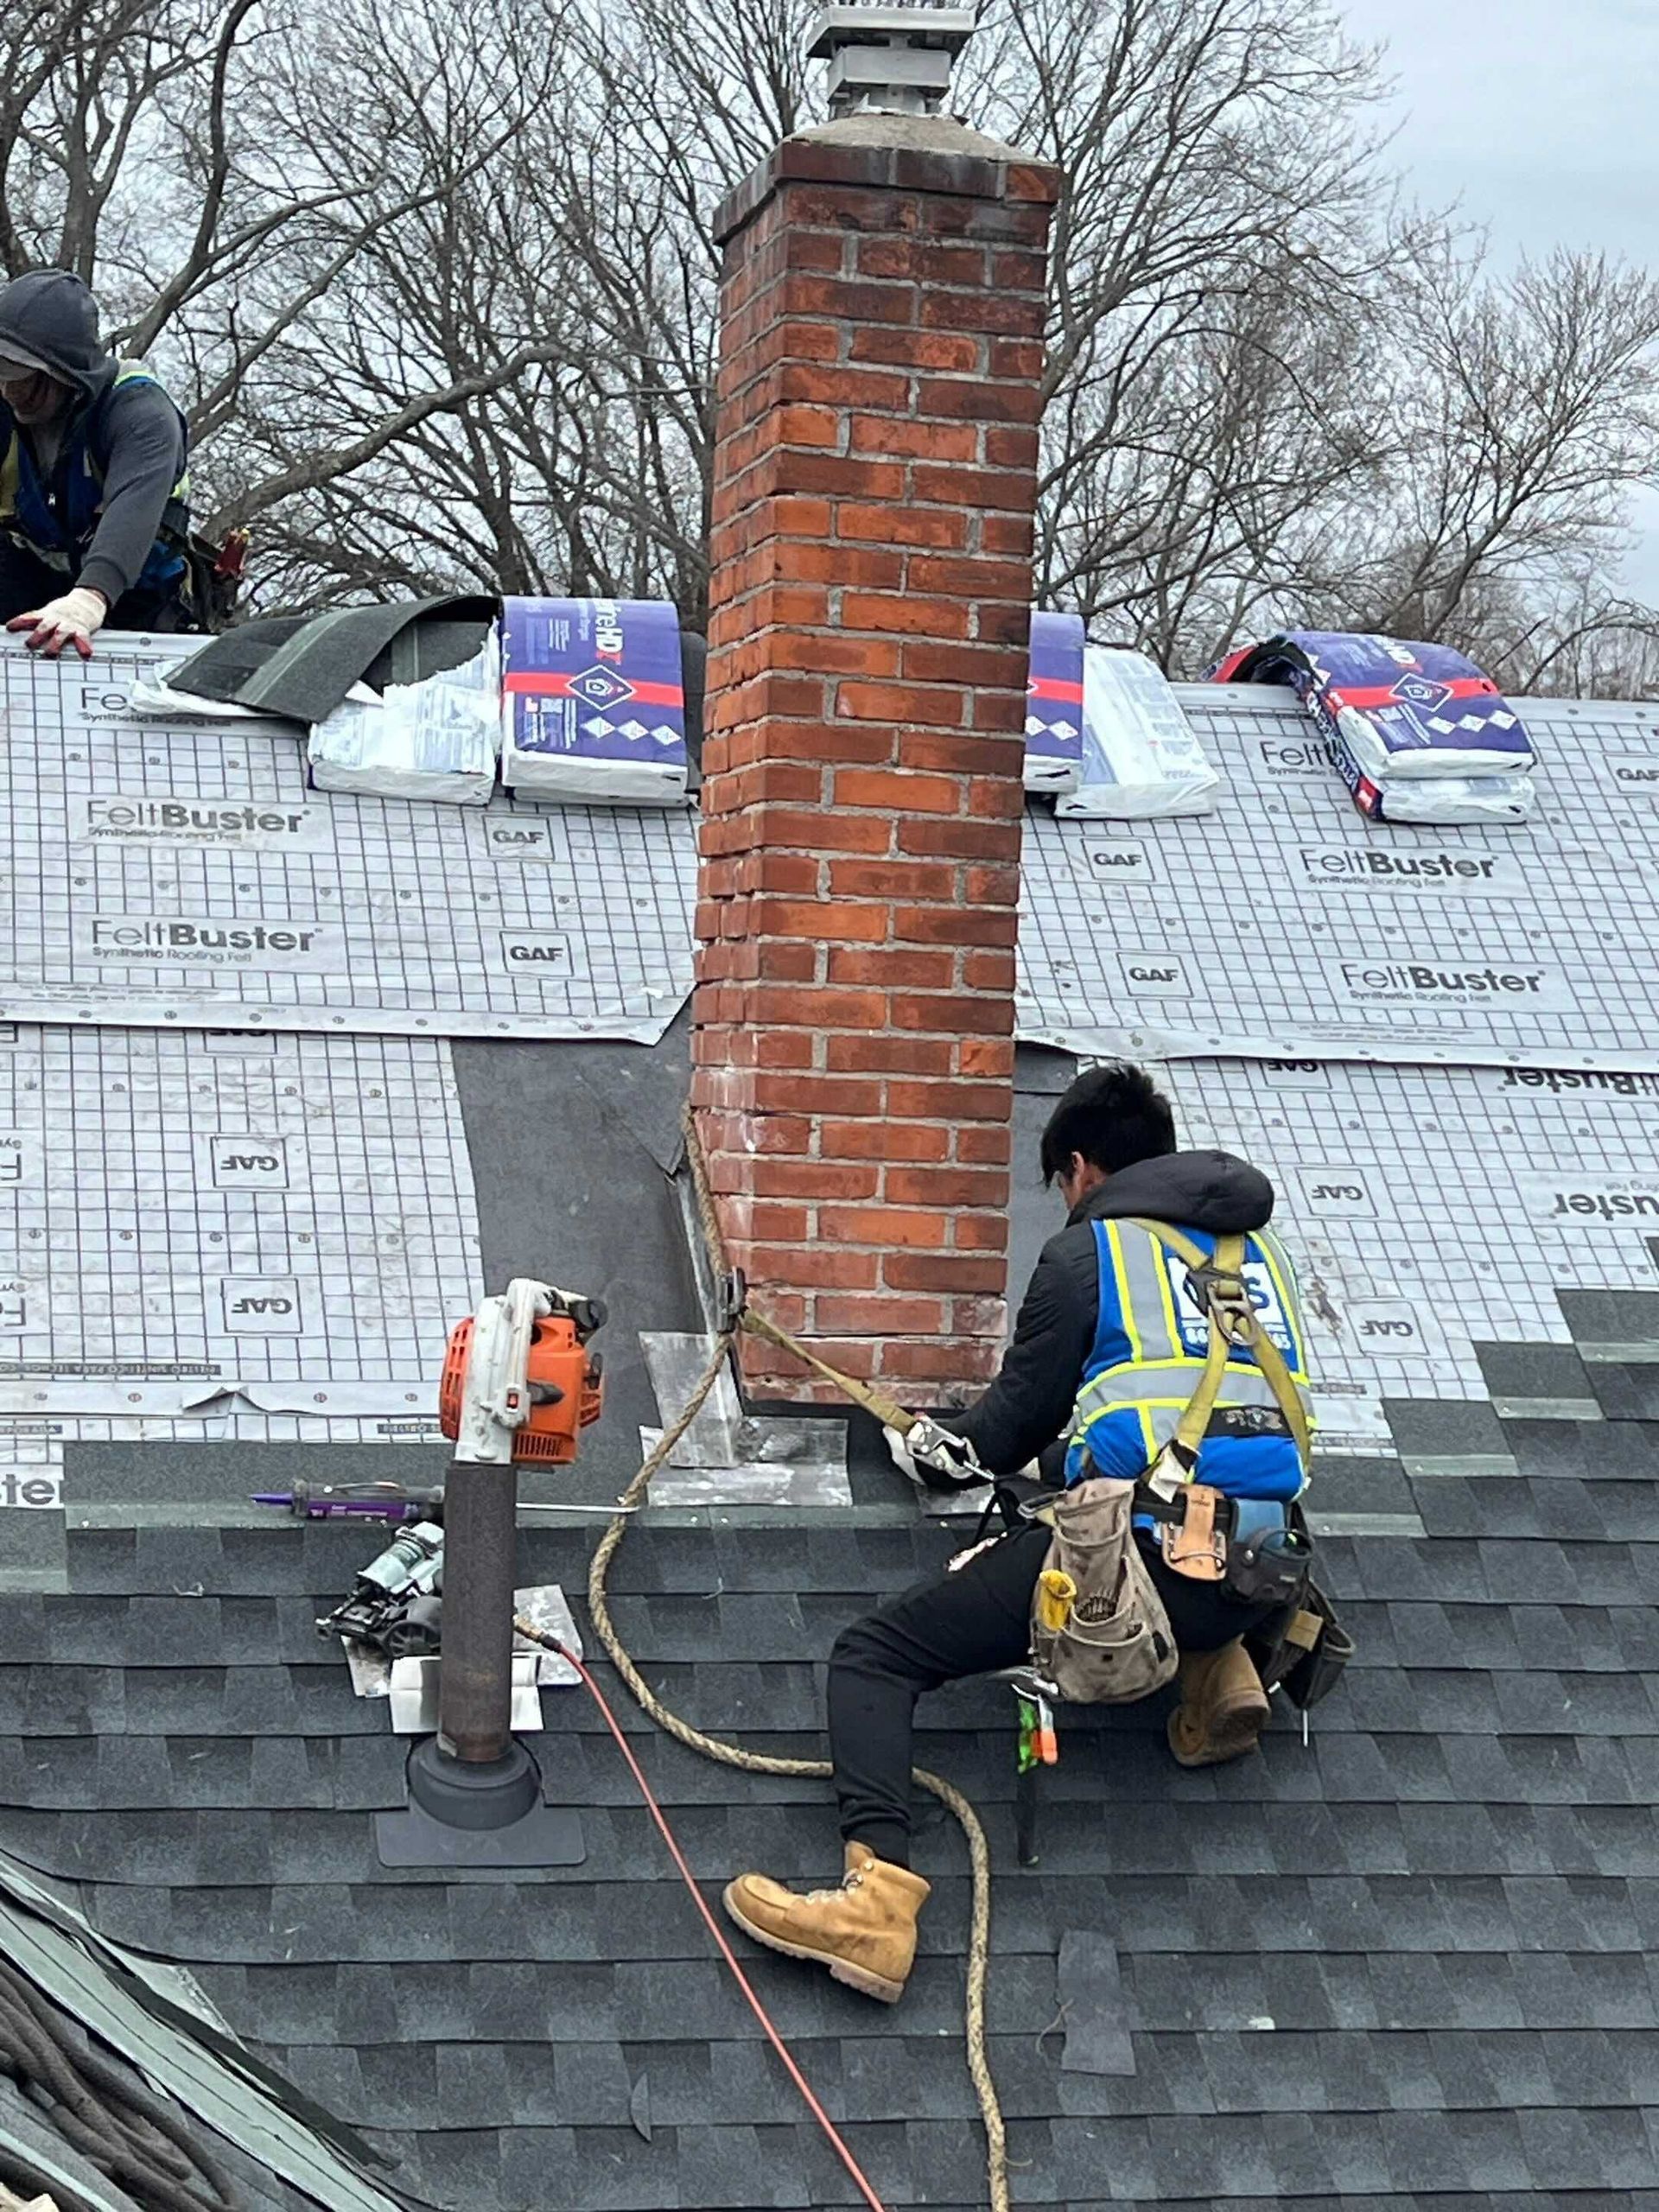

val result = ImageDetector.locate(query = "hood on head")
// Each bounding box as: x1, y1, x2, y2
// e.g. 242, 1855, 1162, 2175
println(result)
0, 270, 111, 398
1074, 1148, 1275, 1236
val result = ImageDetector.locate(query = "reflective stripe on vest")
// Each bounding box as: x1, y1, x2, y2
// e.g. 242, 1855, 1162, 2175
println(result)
1065, 1217, 1313, 1499
1, 361, 188, 590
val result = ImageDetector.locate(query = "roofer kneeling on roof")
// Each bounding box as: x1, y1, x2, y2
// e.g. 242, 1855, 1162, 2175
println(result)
0, 270, 194, 659
725, 1062, 1338, 2004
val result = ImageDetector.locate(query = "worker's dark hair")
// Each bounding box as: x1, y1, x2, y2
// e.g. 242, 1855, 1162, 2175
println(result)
1039, 1062, 1176, 1184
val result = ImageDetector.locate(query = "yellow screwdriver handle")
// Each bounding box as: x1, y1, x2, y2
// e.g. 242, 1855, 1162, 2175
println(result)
1036, 1568, 1076, 1633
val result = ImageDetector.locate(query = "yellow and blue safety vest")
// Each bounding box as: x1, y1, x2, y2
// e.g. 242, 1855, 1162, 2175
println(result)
0, 363, 189, 594
1064, 1217, 1313, 1500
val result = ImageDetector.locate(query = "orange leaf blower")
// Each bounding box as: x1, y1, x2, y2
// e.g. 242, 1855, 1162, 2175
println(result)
439, 1286, 607, 1465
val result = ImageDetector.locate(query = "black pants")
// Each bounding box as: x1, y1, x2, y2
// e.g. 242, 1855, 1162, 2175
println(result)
0, 535, 191, 633
829, 1521, 1272, 1866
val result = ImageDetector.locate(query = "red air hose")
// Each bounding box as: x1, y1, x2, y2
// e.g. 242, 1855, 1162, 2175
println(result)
534, 1631, 892, 2212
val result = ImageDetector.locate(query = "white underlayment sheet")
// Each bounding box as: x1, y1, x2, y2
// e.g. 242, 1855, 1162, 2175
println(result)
0, 635, 696, 1042
1020, 688, 1659, 1070
0, 1024, 482, 1508
1157, 1056, 1659, 1448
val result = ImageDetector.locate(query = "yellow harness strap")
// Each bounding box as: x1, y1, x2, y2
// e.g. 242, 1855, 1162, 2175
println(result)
1126, 1219, 1313, 1469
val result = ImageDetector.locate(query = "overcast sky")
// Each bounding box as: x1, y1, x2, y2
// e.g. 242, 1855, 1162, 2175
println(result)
1339, 0, 1658, 266
1338, 0, 1659, 590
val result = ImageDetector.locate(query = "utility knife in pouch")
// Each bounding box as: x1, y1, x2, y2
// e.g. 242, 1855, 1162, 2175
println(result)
1160, 1481, 1227, 1581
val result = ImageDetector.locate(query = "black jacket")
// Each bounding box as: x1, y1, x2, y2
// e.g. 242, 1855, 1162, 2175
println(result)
953, 1149, 1277, 1478
0, 268, 188, 605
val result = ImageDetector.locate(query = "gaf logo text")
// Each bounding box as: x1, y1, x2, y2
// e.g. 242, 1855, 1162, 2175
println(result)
499, 931, 575, 975
208, 1136, 289, 1190
481, 818, 558, 864
1116, 950, 1192, 996
1604, 755, 1659, 795
77, 914, 334, 970
220, 1278, 304, 1334
1298, 845, 1524, 896
1087, 841, 1156, 887
1293, 1166, 1376, 1217
68, 793, 332, 852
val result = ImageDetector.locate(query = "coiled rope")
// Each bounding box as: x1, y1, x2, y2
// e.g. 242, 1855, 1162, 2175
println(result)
573, 1111, 1012, 2212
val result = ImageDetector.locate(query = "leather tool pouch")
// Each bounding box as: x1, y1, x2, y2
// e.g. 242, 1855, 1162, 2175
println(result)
1159, 1481, 1228, 1581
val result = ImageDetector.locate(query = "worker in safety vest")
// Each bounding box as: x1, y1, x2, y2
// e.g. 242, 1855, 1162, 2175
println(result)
0, 270, 194, 658
723, 1062, 1316, 2003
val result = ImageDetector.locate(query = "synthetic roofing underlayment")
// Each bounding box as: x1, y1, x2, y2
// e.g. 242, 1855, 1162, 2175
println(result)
0, 631, 1657, 2207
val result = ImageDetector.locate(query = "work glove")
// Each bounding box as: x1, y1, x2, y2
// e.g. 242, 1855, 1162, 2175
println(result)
886, 1416, 989, 1495
8, 586, 108, 659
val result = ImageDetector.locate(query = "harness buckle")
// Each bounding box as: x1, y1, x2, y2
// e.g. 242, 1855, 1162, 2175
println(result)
1186, 1262, 1254, 1341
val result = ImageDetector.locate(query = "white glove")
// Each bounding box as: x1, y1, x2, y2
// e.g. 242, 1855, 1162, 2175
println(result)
8, 586, 108, 659
885, 1417, 989, 1495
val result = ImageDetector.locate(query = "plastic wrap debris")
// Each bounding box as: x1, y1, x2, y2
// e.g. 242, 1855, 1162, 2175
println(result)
129, 674, 280, 721
1329, 728, 1535, 823
1056, 645, 1220, 818
1024, 611, 1084, 793
306, 633, 500, 804
500, 596, 690, 806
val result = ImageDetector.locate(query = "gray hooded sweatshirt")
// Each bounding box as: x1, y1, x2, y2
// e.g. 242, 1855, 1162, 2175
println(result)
0, 270, 188, 605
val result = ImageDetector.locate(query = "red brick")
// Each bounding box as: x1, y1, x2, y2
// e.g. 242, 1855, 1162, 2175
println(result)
896, 817, 1021, 861
826, 1033, 954, 1076
964, 950, 1017, 991
967, 779, 1026, 820
909, 463, 1035, 512
977, 513, 1035, 558
751, 1072, 883, 1116
836, 683, 968, 729
906, 553, 1033, 599
750, 1245, 880, 1292
745, 1201, 810, 1243
818, 1206, 948, 1249
819, 1120, 951, 1162
985, 425, 1040, 469
850, 328, 983, 372
887, 1080, 1010, 1122
880, 1338, 1001, 1382
841, 591, 972, 637
768, 633, 904, 681
960, 1038, 1016, 1077
890, 993, 1015, 1036
886, 1166, 1007, 1206
816, 1291, 947, 1336
827, 947, 955, 989
781, 274, 918, 324
913, 378, 1044, 424
883, 1251, 1007, 1294
835, 506, 969, 550
956, 1215, 1009, 1250
988, 338, 1045, 379
756, 808, 894, 855
775, 361, 910, 409
893, 906, 1020, 947
832, 767, 962, 813
848, 415, 980, 462
767, 541, 906, 589
747, 986, 887, 1029
748, 898, 891, 943
750, 1159, 880, 1201
965, 863, 1021, 904
828, 857, 956, 899
896, 728, 1026, 774
955, 1124, 1013, 1166
918, 289, 1043, 336
749, 720, 895, 768
855, 236, 988, 285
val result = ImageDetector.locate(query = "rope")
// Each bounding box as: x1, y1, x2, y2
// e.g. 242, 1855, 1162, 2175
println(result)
0, 1960, 238, 2211
569, 1111, 1012, 2212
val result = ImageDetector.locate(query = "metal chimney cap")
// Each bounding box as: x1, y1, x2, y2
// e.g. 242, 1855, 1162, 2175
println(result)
807, 3, 980, 118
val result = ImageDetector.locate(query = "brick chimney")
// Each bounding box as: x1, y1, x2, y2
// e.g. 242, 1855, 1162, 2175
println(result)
691, 112, 1060, 1405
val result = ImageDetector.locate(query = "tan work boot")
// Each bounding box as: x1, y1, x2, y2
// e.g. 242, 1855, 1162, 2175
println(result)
722, 1841, 931, 2004
1166, 1637, 1270, 1767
